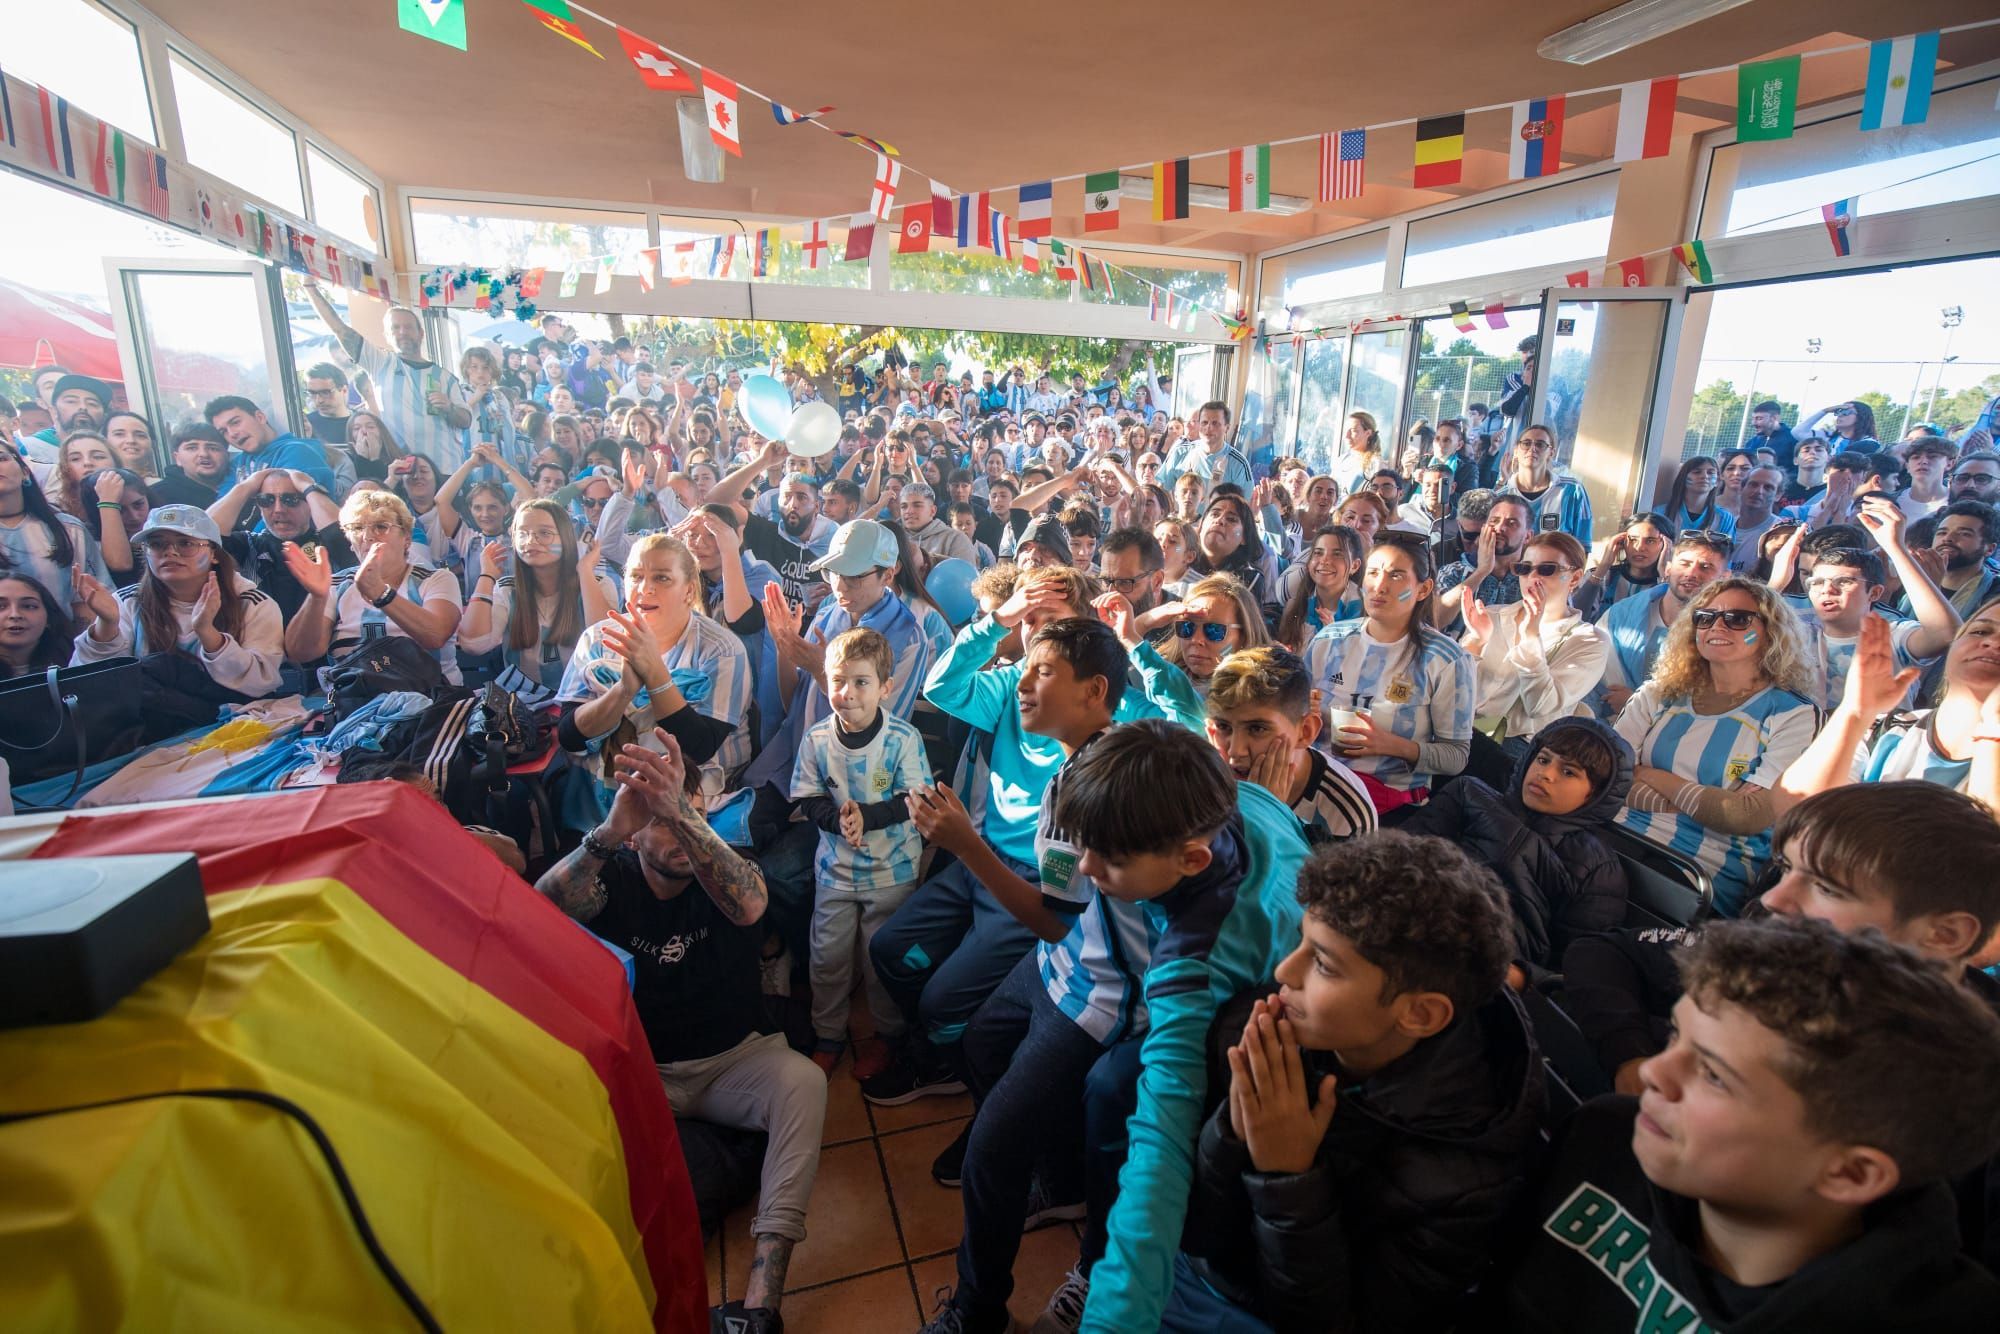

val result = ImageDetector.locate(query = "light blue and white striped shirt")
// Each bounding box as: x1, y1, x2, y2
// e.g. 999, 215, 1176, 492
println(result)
1612, 680, 1820, 916
1303, 619, 1474, 791
1790, 599, 1935, 711
1498, 473, 1595, 544
791, 712, 931, 895
557, 610, 752, 795
1158, 439, 1253, 500
1854, 710, 1971, 791
351, 341, 471, 475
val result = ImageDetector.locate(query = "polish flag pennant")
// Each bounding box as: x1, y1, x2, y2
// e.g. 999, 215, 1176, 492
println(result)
615, 28, 695, 91
1614, 77, 1678, 162
702, 70, 743, 157
870, 154, 902, 222
803, 220, 831, 271
897, 202, 931, 253
844, 213, 876, 263
636, 247, 659, 292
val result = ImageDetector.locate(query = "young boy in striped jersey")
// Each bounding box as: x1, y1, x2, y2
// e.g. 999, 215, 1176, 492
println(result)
791, 628, 932, 1074
1204, 644, 1378, 845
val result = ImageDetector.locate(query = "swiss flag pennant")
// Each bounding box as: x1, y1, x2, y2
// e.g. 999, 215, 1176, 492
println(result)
897, 203, 931, 253
702, 70, 743, 157
615, 28, 696, 91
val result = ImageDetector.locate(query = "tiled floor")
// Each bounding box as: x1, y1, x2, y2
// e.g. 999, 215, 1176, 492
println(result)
707, 1015, 1082, 1331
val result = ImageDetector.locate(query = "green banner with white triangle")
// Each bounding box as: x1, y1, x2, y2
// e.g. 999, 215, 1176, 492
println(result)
399, 0, 467, 50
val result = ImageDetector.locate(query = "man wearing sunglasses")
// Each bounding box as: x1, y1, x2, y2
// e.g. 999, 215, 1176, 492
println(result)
205, 467, 354, 623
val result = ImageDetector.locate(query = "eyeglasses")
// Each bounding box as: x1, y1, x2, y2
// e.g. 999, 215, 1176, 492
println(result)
1101, 573, 1154, 593
579, 495, 608, 510
1176, 619, 1234, 643
1691, 608, 1763, 632
255, 492, 307, 508
343, 520, 405, 538
1513, 561, 1575, 577
143, 537, 206, 556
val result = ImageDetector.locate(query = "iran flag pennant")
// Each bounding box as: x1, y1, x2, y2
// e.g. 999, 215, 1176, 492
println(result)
803, 219, 831, 271
1227, 144, 1271, 212
897, 202, 931, 253
636, 247, 659, 292
870, 154, 902, 222
615, 27, 694, 90
702, 69, 743, 157
843, 213, 876, 263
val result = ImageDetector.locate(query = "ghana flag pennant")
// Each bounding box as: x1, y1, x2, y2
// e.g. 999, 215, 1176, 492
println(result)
517, 0, 601, 57
0, 784, 706, 1332
1152, 158, 1189, 222
1672, 239, 1714, 284
1414, 114, 1465, 187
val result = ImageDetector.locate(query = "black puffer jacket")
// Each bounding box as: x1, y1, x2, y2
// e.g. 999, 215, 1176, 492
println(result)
1181, 989, 1547, 1333
1402, 717, 1633, 977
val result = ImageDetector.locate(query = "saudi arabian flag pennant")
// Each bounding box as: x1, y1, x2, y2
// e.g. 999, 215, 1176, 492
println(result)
398, 0, 466, 50
1672, 239, 1714, 284
1737, 56, 1800, 142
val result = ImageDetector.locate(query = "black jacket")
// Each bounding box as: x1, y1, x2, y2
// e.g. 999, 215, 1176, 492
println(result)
1402, 717, 1633, 979
1497, 1096, 2000, 1332
1181, 989, 1547, 1333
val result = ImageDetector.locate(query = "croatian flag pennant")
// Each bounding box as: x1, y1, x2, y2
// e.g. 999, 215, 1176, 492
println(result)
702, 69, 742, 157
869, 154, 902, 222
1822, 197, 1857, 257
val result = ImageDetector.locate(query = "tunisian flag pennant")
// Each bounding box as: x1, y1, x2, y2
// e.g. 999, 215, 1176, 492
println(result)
701, 69, 742, 157
897, 202, 931, 253
1616, 256, 1649, 287
615, 28, 695, 91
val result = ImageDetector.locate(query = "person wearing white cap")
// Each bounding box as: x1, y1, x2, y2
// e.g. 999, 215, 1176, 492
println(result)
70, 504, 283, 698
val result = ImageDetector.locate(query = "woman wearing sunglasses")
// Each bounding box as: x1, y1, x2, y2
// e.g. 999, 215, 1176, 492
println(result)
1305, 532, 1474, 816
1613, 577, 1818, 915
1158, 572, 1269, 697
1795, 400, 1881, 455
1459, 532, 1608, 786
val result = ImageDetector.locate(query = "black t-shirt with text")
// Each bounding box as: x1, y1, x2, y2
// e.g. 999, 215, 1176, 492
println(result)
742, 512, 828, 610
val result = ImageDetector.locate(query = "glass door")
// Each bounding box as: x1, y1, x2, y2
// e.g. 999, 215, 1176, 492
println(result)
1172, 344, 1216, 419
1294, 335, 1347, 475
1534, 287, 1683, 544
104, 257, 294, 431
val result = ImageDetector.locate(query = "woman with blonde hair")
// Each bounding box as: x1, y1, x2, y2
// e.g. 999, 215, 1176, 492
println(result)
1613, 576, 1819, 915
54, 431, 117, 519
1154, 518, 1197, 593
1331, 410, 1384, 497
1158, 570, 1270, 697
283, 488, 465, 682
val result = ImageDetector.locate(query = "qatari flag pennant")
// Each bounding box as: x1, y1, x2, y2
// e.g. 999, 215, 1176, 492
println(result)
843, 213, 875, 263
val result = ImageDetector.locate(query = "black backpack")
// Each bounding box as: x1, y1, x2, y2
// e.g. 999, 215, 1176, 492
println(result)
338, 689, 482, 821
321, 637, 446, 722
465, 682, 554, 788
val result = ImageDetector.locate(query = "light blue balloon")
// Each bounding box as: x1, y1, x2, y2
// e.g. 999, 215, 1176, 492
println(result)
926, 557, 980, 627
740, 373, 793, 439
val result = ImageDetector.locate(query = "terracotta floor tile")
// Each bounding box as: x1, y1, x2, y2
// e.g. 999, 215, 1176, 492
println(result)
822, 1067, 872, 1146
880, 1118, 972, 1262
720, 1203, 755, 1301
721, 1139, 905, 1294
779, 1265, 920, 1333
704, 1231, 722, 1307
869, 1089, 974, 1133
909, 1224, 1082, 1326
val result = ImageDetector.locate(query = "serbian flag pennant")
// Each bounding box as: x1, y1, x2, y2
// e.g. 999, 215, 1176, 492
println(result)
1449, 301, 1476, 333
635, 247, 659, 292
930, 178, 953, 232
1484, 303, 1507, 329
1083, 171, 1120, 232
844, 213, 876, 263
1152, 158, 1189, 221
1616, 255, 1649, 287
803, 218, 831, 270
520, 267, 546, 298
1671, 239, 1714, 284
1228, 143, 1271, 212
1508, 96, 1565, 179
1020, 236, 1040, 275
701, 70, 742, 157
869, 154, 901, 222
988, 210, 1014, 260
1565, 269, 1590, 288
1862, 32, 1937, 131
1149, 286, 1161, 321
1321, 128, 1366, 201
955, 191, 992, 248
518, 0, 600, 57
772, 102, 833, 125
615, 27, 694, 90
835, 130, 898, 156
897, 202, 931, 253
1017, 181, 1053, 239
1413, 115, 1465, 188
751, 227, 777, 276
1821, 197, 1856, 257
1614, 77, 1678, 161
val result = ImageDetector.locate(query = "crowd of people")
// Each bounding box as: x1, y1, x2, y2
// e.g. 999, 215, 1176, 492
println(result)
5, 296, 2000, 1334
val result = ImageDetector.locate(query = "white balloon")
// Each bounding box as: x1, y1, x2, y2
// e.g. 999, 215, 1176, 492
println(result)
784, 401, 841, 457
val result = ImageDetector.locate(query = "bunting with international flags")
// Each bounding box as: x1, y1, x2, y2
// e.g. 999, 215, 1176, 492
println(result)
702, 69, 743, 157
614, 27, 694, 90
835, 130, 898, 156
1228, 143, 1270, 212
1672, 238, 1714, 284
1051, 239, 1079, 283
988, 210, 1013, 260
1153, 158, 1189, 222
1083, 170, 1120, 232
558, 266, 581, 297
1737, 55, 1800, 142
1074, 245, 1096, 291
635, 246, 658, 292
1449, 301, 1476, 332
1508, 96, 1565, 180
869, 154, 901, 222
1020, 236, 1040, 275
1017, 181, 1052, 239
1821, 197, 1856, 256
897, 202, 930, 253
517, 0, 600, 57
1484, 302, 1507, 329
1413, 114, 1465, 188
1862, 32, 1937, 131
752, 227, 778, 276
929, 178, 953, 232
1321, 128, 1366, 201
772, 102, 834, 125
843, 213, 875, 263
955, 191, 992, 249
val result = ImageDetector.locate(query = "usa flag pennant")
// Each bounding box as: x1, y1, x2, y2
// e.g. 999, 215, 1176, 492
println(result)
870, 154, 901, 222
1320, 129, 1365, 201
702, 70, 742, 157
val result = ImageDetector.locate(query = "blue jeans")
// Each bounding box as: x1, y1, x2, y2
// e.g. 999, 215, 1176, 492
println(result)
1160, 1252, 1275, 1334
869, 854, 1038, 1048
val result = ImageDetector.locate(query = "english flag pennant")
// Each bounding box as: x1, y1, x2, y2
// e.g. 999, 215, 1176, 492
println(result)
614, 28, 695, 91
802, 218, 831, 271
702, 70, 742, 157
870, 154, 901, 222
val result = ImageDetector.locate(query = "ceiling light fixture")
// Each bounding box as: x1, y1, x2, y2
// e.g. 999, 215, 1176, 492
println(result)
1538, 0, 1759, 65
678, 97, 724, 183
1117, 173, 1312, 216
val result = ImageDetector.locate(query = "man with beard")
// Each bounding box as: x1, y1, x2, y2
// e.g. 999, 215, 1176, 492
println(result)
149, 423, 234, 509
206, 466, 355, 624
743, 471, 834, 611
48, 373, 109, 442
1435, 494, 1533, 630
1593, 531, 1733, 717
1727, 466, 1785, 572
303, 278, 472, 471
1914, 502, 2000, 617
1949, 450, 2000, 507
1099, 527, 1176, 644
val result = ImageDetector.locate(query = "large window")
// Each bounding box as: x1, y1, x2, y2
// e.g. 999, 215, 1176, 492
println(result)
7, 0, 155, 142
305, 147, 380, 253
410, 198, 649, 272
1257, 230, 1387, 322
1408, 312, 1535, 438
1702, 78, 2000, 238
1402, 173, 1616, 289
1347, 328, 1410, 449
169, 50, 304, 215
1294, 337, 1348, 473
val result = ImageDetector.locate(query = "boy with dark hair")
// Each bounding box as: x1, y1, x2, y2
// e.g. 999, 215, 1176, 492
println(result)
1502, 916, 2000, 1332
1162, 830, 1544, 1332
1402, 717, 1632, 984
1204, 644, 1378, 845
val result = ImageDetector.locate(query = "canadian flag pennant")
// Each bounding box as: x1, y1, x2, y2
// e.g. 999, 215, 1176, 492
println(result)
615, 28, 695, 91
702, 70, 743, 157
636, 247, 659, 292
897, 202, 932, 253
869, 154, 902, 223
670, 241, 696, 285
1564, 270, 1590, 288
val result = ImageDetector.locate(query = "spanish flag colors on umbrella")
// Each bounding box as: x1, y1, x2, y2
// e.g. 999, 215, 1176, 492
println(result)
0, 784, 706, 1333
